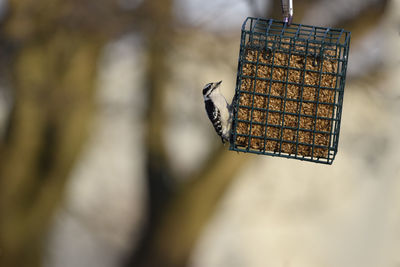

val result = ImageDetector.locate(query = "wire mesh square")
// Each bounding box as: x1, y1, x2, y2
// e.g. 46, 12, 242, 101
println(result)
229, 17, 351, 164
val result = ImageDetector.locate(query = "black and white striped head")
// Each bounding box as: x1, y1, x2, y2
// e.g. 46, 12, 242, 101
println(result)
202, 81, 222, 99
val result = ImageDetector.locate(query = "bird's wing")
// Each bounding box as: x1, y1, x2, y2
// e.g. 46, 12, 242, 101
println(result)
205, 100, 223, 137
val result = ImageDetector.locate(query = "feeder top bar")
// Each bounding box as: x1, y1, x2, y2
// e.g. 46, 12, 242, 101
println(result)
241, 17, 351, 46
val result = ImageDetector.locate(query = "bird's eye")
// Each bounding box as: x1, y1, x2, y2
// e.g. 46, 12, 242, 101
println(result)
203, 83, 213, 95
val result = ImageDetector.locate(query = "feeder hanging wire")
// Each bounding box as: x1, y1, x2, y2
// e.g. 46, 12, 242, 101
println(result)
281, 0, 293, 25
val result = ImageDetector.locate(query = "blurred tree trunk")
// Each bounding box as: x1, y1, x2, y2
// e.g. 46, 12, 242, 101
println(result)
126, 1, 251, 267
0, 1, 104, 266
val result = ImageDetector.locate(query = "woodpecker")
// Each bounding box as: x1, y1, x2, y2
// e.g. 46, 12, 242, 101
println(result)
202, 81, 232, 143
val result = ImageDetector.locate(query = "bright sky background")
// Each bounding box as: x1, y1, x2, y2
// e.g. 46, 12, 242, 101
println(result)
174, 0, 255, 31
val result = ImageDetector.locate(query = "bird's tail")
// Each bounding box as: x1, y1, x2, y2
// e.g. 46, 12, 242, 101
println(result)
228, 91, 239, 145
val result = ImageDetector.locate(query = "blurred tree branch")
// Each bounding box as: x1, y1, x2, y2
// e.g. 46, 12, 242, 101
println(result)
145, 148, 250, 267
336, 0, 389, 40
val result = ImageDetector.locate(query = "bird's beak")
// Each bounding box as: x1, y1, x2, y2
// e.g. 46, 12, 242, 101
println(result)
216, 80, 222, 86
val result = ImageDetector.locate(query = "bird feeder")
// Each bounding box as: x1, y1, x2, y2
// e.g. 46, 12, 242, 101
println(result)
229, 17, 351, 164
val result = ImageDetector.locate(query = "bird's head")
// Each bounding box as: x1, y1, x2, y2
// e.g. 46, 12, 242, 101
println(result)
202, 80, 222, 99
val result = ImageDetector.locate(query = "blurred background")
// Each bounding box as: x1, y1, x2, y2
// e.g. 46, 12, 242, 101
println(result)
0, 0, 399, 267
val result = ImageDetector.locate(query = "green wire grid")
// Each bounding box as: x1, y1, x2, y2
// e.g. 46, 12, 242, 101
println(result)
229, 17, 351, 164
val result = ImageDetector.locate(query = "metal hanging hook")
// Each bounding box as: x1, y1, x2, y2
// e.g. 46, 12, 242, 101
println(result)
281, 0, 293, 25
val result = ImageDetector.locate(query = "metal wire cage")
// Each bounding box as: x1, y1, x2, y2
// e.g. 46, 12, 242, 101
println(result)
229, 17, 351, 164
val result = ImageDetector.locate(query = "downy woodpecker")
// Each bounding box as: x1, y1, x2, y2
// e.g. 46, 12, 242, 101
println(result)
202, 81, 233, 143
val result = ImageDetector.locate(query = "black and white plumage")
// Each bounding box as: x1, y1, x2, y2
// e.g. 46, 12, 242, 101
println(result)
202, 81, 232, 143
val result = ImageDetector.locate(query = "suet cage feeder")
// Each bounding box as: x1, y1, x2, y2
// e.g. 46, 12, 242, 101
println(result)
230, 17, 351, 164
